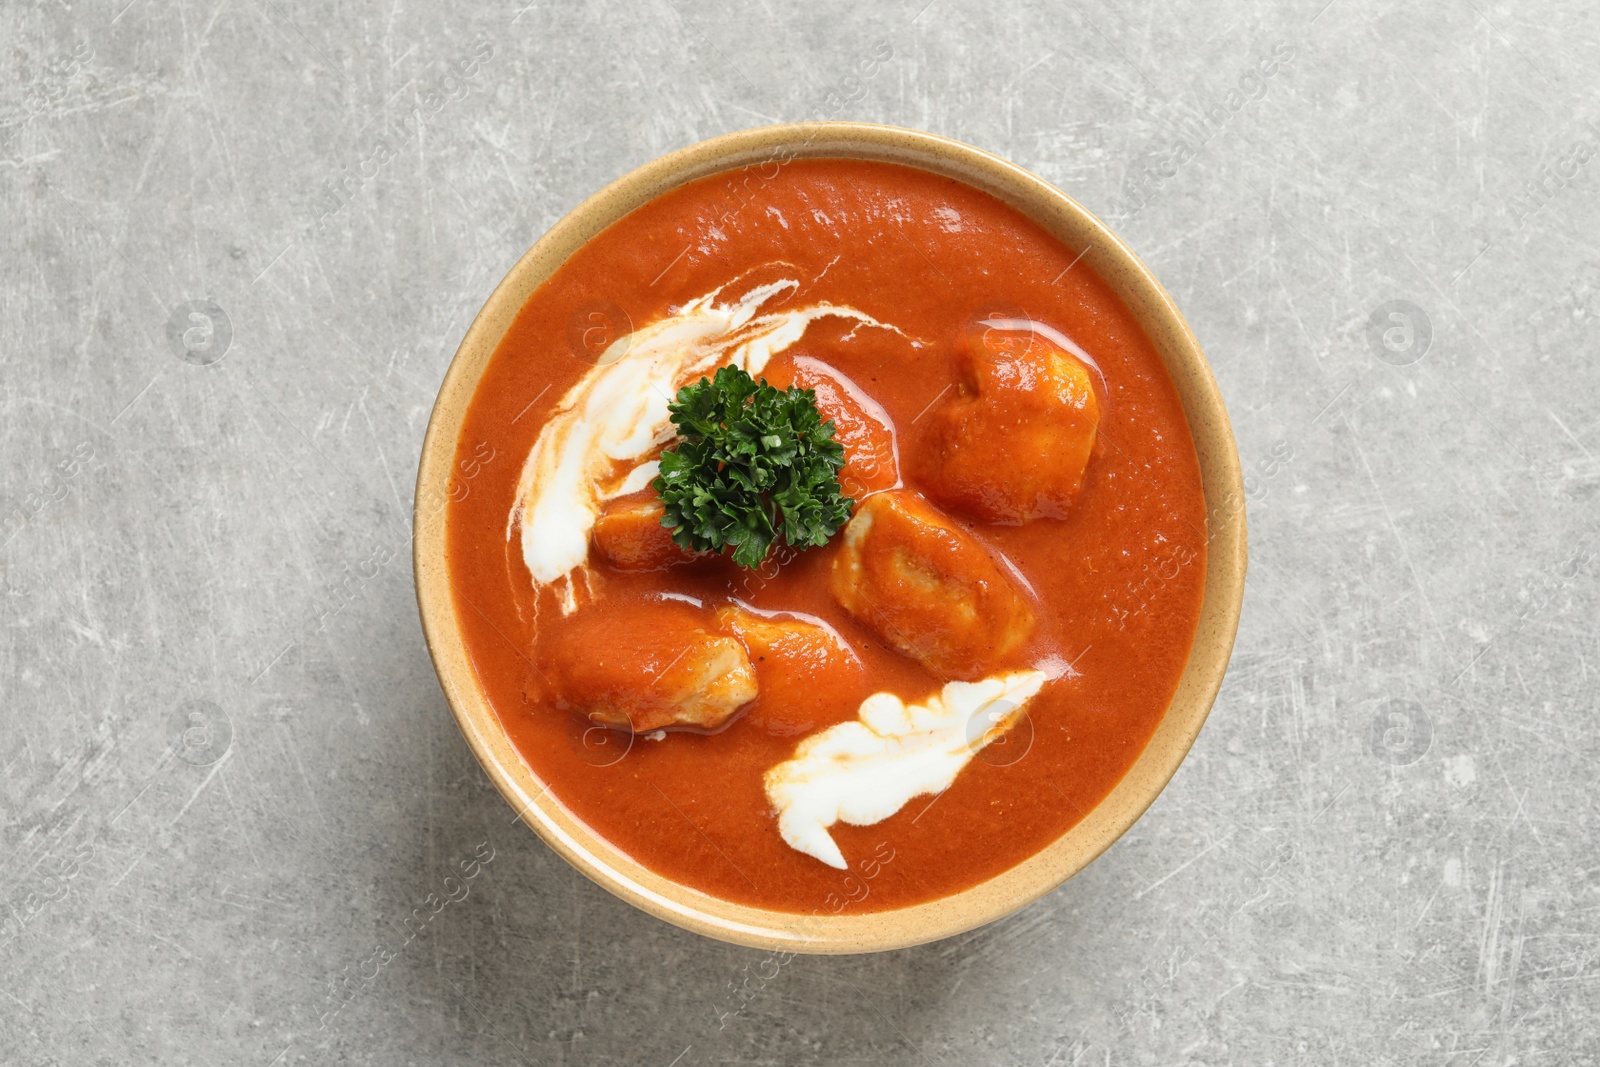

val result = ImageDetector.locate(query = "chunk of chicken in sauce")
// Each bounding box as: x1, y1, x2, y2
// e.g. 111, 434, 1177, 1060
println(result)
717, 605, 866, 736
764, 354, 899, 500
829, 489, 1036, 679
542, 599, 756, 732
920, 329, 1100, 524
591, 489, 699, 571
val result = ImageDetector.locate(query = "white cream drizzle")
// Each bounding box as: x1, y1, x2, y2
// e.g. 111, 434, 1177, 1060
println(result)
508, 279, 897, 611
763, 670, 1048, 869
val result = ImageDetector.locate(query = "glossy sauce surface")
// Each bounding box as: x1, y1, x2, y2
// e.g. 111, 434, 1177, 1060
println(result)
448, 159, 1208, 913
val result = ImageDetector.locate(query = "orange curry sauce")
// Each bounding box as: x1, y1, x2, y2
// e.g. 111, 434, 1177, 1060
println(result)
447, 159, 1207, 913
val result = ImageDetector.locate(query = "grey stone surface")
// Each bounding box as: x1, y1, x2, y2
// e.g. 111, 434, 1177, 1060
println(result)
3, 0, 1597, 1063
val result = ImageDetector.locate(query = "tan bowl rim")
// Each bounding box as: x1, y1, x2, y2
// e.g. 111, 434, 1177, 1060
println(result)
414, 121, 1247, 954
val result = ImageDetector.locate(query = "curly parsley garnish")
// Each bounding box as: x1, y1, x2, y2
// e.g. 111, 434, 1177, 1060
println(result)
653, 365, 854, 569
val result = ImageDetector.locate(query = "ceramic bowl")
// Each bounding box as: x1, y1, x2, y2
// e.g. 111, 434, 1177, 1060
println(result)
414, 122, 1247, 953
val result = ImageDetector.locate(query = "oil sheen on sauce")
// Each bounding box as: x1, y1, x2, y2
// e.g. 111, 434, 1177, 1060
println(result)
447, 159, 1208, 914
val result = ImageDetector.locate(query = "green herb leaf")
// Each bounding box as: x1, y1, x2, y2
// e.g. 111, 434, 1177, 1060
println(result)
653, 364, 854, 569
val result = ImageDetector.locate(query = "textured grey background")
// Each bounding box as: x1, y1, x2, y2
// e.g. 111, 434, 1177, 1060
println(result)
3, 0, 1598, 1063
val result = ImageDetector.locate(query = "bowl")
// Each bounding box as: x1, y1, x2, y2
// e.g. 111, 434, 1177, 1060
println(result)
414, 122, 1247, 953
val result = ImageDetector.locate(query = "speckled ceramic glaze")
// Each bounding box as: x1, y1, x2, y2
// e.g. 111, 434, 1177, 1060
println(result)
414, 122, 1248, 953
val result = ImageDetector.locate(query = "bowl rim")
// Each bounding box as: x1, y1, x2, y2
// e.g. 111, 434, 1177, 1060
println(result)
414, 120, 1247, 954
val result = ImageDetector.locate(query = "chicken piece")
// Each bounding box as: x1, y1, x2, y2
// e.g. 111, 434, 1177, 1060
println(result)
765, 355, 899, 499
717, 605, 865, 736
920, 329, 1100, 524
829, 489, 1035, 679
591, 489, 698, 571
541, 599, 757, 732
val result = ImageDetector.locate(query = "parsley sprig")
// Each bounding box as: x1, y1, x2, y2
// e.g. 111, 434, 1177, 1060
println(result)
653, 365, 854, 569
